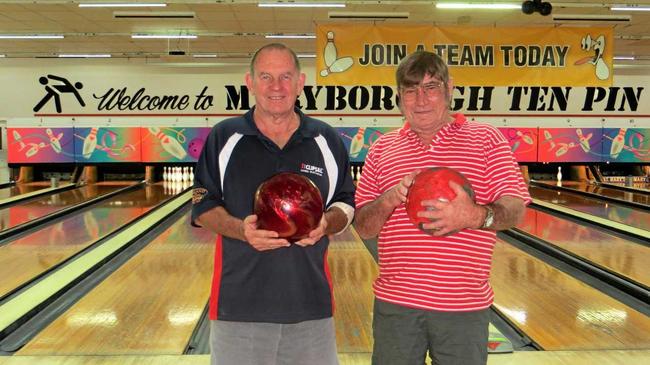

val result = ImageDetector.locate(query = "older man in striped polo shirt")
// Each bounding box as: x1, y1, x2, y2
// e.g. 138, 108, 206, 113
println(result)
354, 51, 531, 365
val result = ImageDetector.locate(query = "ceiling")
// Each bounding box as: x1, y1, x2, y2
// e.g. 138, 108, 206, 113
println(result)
1, 0, 649, 64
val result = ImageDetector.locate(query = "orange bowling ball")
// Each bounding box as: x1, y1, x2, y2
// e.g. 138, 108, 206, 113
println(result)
405, 167, 475, 232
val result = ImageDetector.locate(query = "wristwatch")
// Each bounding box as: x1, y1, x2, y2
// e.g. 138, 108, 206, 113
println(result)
481, 205, 494, 229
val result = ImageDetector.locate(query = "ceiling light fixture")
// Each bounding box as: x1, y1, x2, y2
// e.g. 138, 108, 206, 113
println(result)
131, 34, 197, 39
0, 54, 5, 58
265, 34, 316, 39
193, 54, 217, 58
114, 11, 194, 18
611, 5, 650, 11
552, 14, 631, 22
436, 3, 520, 10
0, 35, 64, 39
613, 56, 635, 60
79, 3, 167, 7
328, 11, 409, 19
258, 2, 345, 8
59, 54, 112, 58
297, 54, 316, 58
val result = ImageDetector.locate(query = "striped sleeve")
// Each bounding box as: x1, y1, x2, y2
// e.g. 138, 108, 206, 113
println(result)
354, 140, 382, 210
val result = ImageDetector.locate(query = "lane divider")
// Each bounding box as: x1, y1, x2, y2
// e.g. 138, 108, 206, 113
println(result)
532, 198, 650, 240
0, 183, 76, 207
0, 190, 191, 335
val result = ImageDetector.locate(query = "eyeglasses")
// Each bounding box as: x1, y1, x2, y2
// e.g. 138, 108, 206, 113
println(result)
400, 81, 444, 101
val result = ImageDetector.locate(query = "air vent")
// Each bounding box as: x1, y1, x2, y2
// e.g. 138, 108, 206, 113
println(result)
114, 11, 195, 19
552, 14, 631, 22
328, 11, 409, 19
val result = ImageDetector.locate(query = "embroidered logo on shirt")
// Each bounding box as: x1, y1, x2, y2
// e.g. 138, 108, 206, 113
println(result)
300, 163, 324, 177
192, 188, 208, 204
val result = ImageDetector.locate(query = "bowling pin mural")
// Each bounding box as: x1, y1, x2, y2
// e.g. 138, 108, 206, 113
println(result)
45, 128, 63, 154
543, 130, 556, 150
518, 131, 534, 145
610, 128, 627, 159
320, 31, 353, 77
82, 127, 99, 159
149, 127, 187, 160
349, 127, 366, 158
12, 130, 45, 158
575, 129, 592, 152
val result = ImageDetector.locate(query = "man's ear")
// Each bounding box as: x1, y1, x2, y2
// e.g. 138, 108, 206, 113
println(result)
245, 72, 254, 95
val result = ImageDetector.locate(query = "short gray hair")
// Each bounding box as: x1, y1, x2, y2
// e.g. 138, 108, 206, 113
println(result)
250, 43, 301, 76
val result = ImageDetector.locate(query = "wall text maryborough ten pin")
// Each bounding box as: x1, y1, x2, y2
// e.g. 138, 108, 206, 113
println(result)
224, 85, 644, 112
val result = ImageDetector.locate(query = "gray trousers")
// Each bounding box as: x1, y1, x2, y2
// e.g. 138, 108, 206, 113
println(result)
210, 317, 339, 365
372, 299, 489, 365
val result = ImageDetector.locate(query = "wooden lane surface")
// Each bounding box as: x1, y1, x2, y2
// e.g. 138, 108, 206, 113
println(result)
0, 184, 172, 299
529, 185, 650, 231
0, 182, 50, 200
3, 350, 650, 365
542, 180, 650, 206
518, 208, 650, 288
17, 210, 215, 355
0, 184, 125, 233
329, 227, 378, 353
16, 221, 375, 355
492, 239, 650, 350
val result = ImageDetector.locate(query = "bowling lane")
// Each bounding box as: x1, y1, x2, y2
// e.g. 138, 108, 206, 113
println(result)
0, 183, 174, 299
492, 239, 650, 350
0, 183, 50, 200
17, 209, 215, 355
16, 223, 377, 356
517, 208, 650, 288
329, 227, 378, 353
0, 183, 128, 233
529, 185, 650, 231
537, 180, 650, 206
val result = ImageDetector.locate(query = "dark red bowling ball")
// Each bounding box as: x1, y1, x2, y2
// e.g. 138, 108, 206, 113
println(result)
405, 167, 475, 232
254, 172, 324, 242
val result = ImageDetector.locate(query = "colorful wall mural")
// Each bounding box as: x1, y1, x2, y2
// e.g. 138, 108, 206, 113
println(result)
7, 126, 650, 164
8, 127, 75, 163
141, 127, 211, 163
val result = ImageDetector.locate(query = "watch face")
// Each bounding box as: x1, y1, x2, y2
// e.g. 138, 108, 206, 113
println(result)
483, 207, 494, 228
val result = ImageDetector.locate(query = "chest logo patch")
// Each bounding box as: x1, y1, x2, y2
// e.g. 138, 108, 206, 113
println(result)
300, 163, 324, 177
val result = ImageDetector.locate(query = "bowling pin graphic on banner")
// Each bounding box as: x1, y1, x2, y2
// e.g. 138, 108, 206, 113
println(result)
610, 128, 627, 159
82, 127, 99, 159
45, 128, 63, 154
149, 127, 187, 160
575, 129, 593, 152
320, 31, 353, 77
349, 127, 366, 158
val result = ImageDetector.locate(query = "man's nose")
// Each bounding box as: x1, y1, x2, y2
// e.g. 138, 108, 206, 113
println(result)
270, 78, 283, 89
415, 87, 428, 104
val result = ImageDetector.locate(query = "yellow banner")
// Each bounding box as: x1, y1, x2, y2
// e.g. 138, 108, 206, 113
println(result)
316, 25, 613, 87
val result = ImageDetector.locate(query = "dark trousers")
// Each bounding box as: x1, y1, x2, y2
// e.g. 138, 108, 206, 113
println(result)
372, 299, 489, 365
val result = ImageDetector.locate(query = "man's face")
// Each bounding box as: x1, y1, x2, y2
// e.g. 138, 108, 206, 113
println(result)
399, 74, 453, 132
246, 49, 305, 118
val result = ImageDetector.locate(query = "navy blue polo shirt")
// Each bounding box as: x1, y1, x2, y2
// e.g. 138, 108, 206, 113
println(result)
191, 107, 355, 323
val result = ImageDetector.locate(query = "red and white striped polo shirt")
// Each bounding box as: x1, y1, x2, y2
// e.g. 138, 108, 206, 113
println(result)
355, 113, 530, 311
